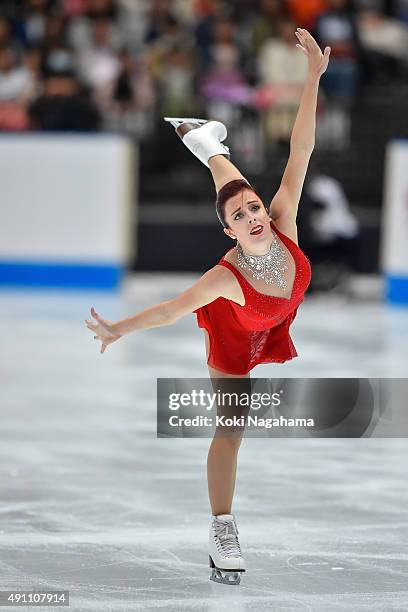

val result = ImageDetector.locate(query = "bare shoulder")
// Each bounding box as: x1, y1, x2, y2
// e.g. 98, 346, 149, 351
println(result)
213, 263, 245, 306
194, 264, 242, 304
208, 264, 237, 293
269, 212, 299, 245
193, 265, 234, 297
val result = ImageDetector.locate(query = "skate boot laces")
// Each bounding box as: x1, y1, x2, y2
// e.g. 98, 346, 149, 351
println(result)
213, 517, 242, 558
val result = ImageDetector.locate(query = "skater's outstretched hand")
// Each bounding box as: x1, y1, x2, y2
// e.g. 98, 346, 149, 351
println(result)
295, 28, 330, 79
85, 306, 122, 354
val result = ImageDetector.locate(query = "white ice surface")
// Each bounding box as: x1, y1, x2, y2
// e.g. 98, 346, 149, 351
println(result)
0, 273, 407, 611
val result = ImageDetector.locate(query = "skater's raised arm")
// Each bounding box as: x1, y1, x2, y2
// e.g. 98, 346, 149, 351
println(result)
85, 267, 236, 354
269, 29, 331, 226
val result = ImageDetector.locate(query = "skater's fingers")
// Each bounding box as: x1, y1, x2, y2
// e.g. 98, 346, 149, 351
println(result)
301, 31, 321, 55
296, 29, 309, 47
295, 31, 306, 46
90, 306, 103, 321
91, 308, 110, 327
100, 342, 107, 354
299, 28, 318, 46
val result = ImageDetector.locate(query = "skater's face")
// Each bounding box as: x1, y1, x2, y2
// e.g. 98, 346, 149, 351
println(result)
223, 189, 272, 253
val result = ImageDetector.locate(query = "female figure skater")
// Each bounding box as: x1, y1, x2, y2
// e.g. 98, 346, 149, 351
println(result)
85, 29, 330, 585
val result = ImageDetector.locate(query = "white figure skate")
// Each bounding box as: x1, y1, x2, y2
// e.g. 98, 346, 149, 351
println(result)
163, 117, 230, 167
209, 514, 246, 585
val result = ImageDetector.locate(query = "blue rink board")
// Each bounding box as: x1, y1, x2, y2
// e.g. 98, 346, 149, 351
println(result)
385, 274, 408, 305
0, 261, 122, 290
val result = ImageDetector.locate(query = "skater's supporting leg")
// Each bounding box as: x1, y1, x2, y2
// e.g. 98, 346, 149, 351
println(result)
207, 436, 242, 516
204, 330, 247, 515
208, 155, 247, 193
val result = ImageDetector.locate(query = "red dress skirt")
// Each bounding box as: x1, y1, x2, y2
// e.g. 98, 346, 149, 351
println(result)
194, 221, 312, 375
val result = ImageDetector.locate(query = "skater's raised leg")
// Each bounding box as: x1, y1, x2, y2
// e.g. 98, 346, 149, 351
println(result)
164, 115, 249, 192
208, 155, 247, 193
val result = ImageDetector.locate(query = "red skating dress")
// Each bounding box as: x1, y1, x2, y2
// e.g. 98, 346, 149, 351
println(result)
194, 220, 312, 375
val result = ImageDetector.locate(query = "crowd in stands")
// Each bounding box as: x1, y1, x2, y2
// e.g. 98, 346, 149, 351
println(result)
1, 0, 408, 151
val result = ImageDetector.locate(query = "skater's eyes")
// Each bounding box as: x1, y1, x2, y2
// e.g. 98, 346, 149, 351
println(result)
234, 205, 260, 221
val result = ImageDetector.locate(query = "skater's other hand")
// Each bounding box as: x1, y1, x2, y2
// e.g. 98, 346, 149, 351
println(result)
84, 306, 122, 354
295, 28, 330, 79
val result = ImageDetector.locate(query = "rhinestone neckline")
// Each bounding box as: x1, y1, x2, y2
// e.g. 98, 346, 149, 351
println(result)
236, 231, 288, 288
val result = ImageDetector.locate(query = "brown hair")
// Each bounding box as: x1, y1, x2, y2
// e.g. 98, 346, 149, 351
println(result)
215, 179, 262, 228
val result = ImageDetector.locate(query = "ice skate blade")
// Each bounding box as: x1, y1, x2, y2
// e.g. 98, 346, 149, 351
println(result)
210, 568, 241, 585
209, 555, 244, 585
163, 117, 207, 129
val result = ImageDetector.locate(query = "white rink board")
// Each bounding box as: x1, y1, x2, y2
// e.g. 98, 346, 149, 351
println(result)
0, 134, 135, 263
381, 140, 408, 274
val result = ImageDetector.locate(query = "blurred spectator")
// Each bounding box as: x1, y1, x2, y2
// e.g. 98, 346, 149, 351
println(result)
286, 0, 328, 30
43, 13, 70, 47
0, 16, 14, 48
68, 2, 122, 53
0, 46, 35, 102
63, 0, 87, 17
43, 44, 76, 76
29, 71, 100, 130
301, 168, 361, 291
0, 45, 34, 130
22, 44, 42, 79
106, 48, 156, 135
201, 41, 246, 101
315, 0, 360, 149
251, 0, 285, 54
22, 45, 42, 96
147, 13, 196, 117
77, 15, 120, 109
172, 0, 202, 26
41, 13, 77, 79
357, 7, 408, 83
200, 42, 251, 123
307, 172, 360, 243
114, 0, 149, 52
149, 13, 191, 64
315, 0, 360, 101
159, 43, 196, 117
112, 49, 155, 110
17, 0, 50, 47
212, 12, 237, 47
83, 0, 118, 19
195, 9, 239, 72
0, 0, 405, 165
392, 0, 408, 24
193, 0, 227, 18
145, 0, 179, 44
257, 14, 309, 144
